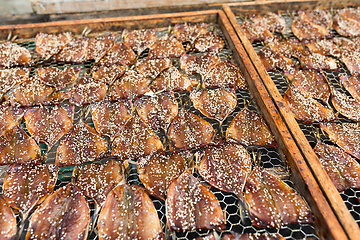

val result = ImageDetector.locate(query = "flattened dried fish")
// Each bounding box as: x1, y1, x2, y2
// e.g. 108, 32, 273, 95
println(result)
226, 107, 276, 147
35, 32, 72, 60
87, 34, 115, 62
204, 59, 247, 90
198, 143, 251, 198
135, 91, 178, 130
338, 7, 360, 24
64, 76, 108, 106
136, 58, 171, 79
292, 18, 331, 41
180, 52, 220, 76
166, 171, 225, 231
91, 99, 132, 139
337, 42, 360, 76
340, 75, 360, 102
74, 160, 125, 206
98, 184, 163, 240
0, 103, 23, 137
331, 88, 360, 122
123, 29, 157, 54
0, 126, 41, 165
267, 38, 303, 57
190, 88, 237, 123
168, 109, 215, 151
0, 41, 32, 68
56, 121, 108, 166
333, 14, 360, 38
112, 114, 164, 160
294, 50, 338, 71
223, 232, 285, 240
148, 34, 185, 59
24, 105, 74, 148
239, 21, 274, 43
92, 65, 126, 85
248, 13, 286, 33
257, 47, 293, 72
55, 38, 88, 63
111, 69, 151, 100
319, 122, 360, 160
298, 9, 333, 30
193, 31, 224, 53
314, 141, 360, 192
137, 152, 187, 200
26, 183, 90, 240
0, 196, 17, 240
0, 68, 30, 93
3, 164, 59, 219
244, 166, 313, 228
151, 66, 192, 92
284, 86, 336, 123
174, 22, 207, 44
99, 42, 136, 66
37, 66, 81, 90
304, 39, 341, 58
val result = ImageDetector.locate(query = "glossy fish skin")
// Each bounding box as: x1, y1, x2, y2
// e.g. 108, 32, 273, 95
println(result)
37, 66, 81, 90
257, 47, 293, 72
24, 105, 74, 148
298, 9, 333, 29
304, 39, 341, 58
292, 18, 331, 41
333, 14, 360, 38
123, 29, 157, 54
239, 21, 274, 43
294, 50, 339, 71
35, 32, 72, 60
166, 172, 225, 232
3, 164, 59, 219
135, 91, 178, 130
226, 107, 276, 147
180, 52, 220, 77
74, 160, 125, 206
190, 88, 237, 123
91, 99, 132, 139
314, 142, 360, 192
56, 121, 108, 166
284, 86, 337, 123
111, 69, 151, 100
0, 103, 23, 137
64, 76, 108, 106
0, 196, 17, 240
55, 38, 88, 63
340, 75, 360, 102
223, 233, 286, 240
331, 88, 360, 122
0, 68, 30, 94
98, 184, 164, 240
168, 109, 215, 152
138, 152, 187, 200
319, 122, 360, 160
0, 41, 32, 68
198, 143, 251, 199
204, 59, 247, 90
87, 34, 115, 62
26, 183, 90, 240
0, 125, 41, 165
112, 114, 164, 160
151, 66, 192, 92
92, 65, 126, 85
136, 58, 172, 79
193, 31, 224, 53
244, 167, 313, 228
174, 22, 207, 44
148, 34, 185, 59
336, 40, 360, 76
248, 12, 286, 33
100, 42, 136, 66
267, 38, 303, 58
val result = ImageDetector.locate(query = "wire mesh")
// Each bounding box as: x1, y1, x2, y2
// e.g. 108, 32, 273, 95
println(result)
0, 21, 319, 239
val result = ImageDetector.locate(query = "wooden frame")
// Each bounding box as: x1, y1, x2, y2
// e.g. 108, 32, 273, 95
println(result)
0, 9, 345, 239
223, 1, 360, 240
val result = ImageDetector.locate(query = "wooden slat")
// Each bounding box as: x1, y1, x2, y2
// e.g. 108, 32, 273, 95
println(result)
223, 2, 360, 240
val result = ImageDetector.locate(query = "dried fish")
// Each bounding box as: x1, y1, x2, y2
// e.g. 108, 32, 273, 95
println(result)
35, 32, 72, 60
248, 12, 286, 33
292, 18, 332, 41
339, 75, 360, 102
294, 50, 338, 71
304, 39, 341, 58
55, 37, 88, 63
92, 65, 126, 85
136, 58, 171, 79
87, 34, 115, 62
0, 103, 23, 137
298, 9, 333, 29
0, 67, 30, 93
174, 22, 207, 44
37, 66, 81, 90
333, 14, 360, 38
257, 47, 293, 72
123, 29, 157, 54
331, 88, 360, 122
337, 7, 360, 24
239, 21, 274, 43
193, 31, 224, 53
151, 66, 192, 92
0, 196, 17, 240
180, 52, 220, 76
99, 42, 136, 66
0, 41, 32, 68
148, 34, 185, 59
267, 38, 303, 58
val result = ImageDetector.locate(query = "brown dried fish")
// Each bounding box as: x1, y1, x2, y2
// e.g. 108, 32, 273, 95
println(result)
0, 103, 23, 137
319, 122, 360, 160
37, 66, 81, 90
249, 13, 286, 33
204, 59, 247, 90
0, 41, 32, 68
55, 38, 88, 63
174, 22, 207, 44
0, 125, 41, 165
166, 171, 226, 231
92, 65, 126, 85
137, 152, 188, 200
244, 166, 313, 228
257, 47, 293, 72
26, 183, 90, 240
123, 29, 157, 54
198, 143, 251, 199
336, 41, 360, 76
298, 9, 333, 29
35, 32, 72, 60
151, 66, 192, 92
340, 75, 360, 102
314, 141, 360, 192
239, 21, 274, 43
226, 107, 277, 147
24, 105, 74, 148
99, 42, 136, 66
135, 91, 178, 130
148, 34, 185, 59
87, 34, 115, 62
112, 114, 164, 160
292, 18, 332, 41
223, 232, 286, 240
190, 88, 237, 123
136, 58, 171, 79
267, 38, 303, 58
0, 196, 17, 240
294, 50, 338, 71
3, 164, 59, 219
331, 88, 360, 122
74, 160, 125, 206
338, 7, 360, 24
168, 109, 215, 151
56, 121, 108, 166
98, 184, 164, 240
180, 52, 220, 76
0, 68, 30, 93
91, 99, 132, 139
333, 14, 360, 38
193, 31, 224, 53
304, 39, 341, 58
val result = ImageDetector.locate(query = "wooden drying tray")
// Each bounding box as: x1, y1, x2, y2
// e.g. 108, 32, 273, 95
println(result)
0, 9, 344, 239
223, 1, 360, 240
